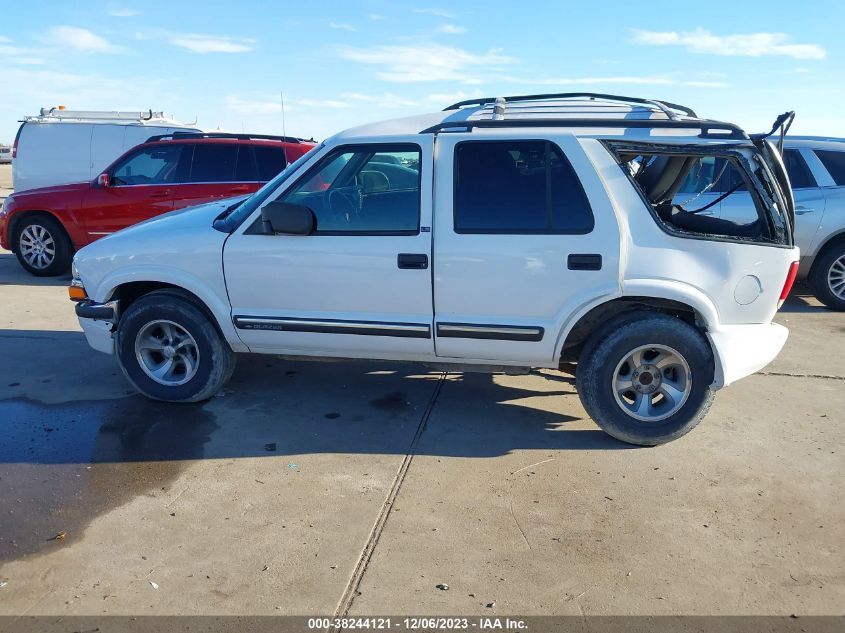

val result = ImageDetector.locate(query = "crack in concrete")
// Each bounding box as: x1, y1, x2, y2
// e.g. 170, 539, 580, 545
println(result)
331, 372, 448, 626
758, 371, 845, 381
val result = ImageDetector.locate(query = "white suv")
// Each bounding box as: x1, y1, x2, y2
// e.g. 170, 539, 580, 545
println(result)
69, 94, 800, 446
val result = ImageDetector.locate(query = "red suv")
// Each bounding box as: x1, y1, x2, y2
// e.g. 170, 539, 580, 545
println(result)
0, 132, 315, 275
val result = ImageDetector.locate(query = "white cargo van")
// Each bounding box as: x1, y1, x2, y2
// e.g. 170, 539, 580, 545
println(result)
12, 108, 200, 192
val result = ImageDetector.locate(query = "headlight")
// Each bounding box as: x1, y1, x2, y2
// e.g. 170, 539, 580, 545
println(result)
71, 258, 80, 282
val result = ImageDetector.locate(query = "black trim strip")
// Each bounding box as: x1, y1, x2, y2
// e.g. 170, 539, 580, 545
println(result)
233, 316, 431, 339
436, 322, 544, 342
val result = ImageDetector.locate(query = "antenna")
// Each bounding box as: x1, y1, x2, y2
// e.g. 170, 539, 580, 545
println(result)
280, 91, 289, 166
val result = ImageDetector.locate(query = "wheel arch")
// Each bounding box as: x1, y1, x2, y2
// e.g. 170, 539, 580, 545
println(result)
809, 230, 845, 275
8, 209, 73, 254
100, 275, 247, 353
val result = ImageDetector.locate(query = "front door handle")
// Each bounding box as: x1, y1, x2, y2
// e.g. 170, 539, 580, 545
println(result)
796, 205, 815, 215
150, 189, 171, 198
568, 253, 602, 271
397, 253, 428, 269
229, 185, 250, 193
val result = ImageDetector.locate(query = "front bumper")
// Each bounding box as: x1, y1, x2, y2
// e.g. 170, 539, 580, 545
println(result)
75, 299, 118, 355
707, 322, 788, 388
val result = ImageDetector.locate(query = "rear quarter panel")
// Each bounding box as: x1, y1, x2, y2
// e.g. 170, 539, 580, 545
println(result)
582, 139, 798, 326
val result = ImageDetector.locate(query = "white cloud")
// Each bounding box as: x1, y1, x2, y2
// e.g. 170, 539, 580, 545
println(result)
368, 13, 385, 20
413, 8, 455, 18
226, 95, 284, 116
338, 43, 512, 83
295, 98, 351, 109
330, 23, 358, 32
342, 92, 419, 108
437, 24, 467, 35
495, 74, 730, 88
108, 6, 141, 17
0, 36, 45, 64
42, 26, 123, 53
168, 33, 254, 53
630, 28, 826, 60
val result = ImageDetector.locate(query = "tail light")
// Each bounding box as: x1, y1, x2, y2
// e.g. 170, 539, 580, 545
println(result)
778, 261, 800, 309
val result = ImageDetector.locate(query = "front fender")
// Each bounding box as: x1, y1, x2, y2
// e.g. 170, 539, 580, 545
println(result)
92, 266, 247, 353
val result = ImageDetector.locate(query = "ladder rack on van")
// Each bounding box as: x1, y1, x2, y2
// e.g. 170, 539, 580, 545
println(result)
25, 108, 177, 123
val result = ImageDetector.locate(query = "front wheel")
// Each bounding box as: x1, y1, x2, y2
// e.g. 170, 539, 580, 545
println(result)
116, 291, 236, 402
576, 312, 715, 446
809, 242, 845, 311
14, 215, 72, 276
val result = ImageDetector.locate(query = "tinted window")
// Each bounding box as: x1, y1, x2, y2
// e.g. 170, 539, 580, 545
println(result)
454, 141, 593, 233
235, 147, 255, 181
280, 145, 420, 233
188, 144, 238, 182
784, 150, 816, 189
112, 146, 184, 186
815, 150, 845, 186
254, 146, 288, 181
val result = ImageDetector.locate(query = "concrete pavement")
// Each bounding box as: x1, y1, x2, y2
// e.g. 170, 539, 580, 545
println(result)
0, 236, 842, 618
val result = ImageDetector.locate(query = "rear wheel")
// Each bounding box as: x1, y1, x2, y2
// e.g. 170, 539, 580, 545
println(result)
576, 312, 715, 446
116, 292, 236, 402
809, 241, 845, 311
14, 215, 72, 276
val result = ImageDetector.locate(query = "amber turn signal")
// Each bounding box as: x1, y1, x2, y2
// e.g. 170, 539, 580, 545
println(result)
68, 285, 87, 301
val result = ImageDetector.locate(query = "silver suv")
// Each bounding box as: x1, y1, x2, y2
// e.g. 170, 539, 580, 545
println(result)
676, 136, 845, 309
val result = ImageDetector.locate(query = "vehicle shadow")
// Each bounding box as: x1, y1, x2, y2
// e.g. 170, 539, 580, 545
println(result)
0, 331, 625, 468
0, 330, 625, 560
0, 252, 72, 286
779, 287, 832, 313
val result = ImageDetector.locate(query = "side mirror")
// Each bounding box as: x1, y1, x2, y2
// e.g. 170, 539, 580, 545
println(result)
97, 173, 110, 188
261, 201, 316, 235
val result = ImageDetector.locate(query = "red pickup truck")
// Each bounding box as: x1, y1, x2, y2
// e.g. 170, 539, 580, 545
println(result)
0, 132, 315, 275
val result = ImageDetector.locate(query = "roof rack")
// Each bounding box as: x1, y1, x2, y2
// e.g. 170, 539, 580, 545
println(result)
443, 92, 698, 119
145, 131, 312, 144
29, 108, 173, 122
420, 117, 748, 140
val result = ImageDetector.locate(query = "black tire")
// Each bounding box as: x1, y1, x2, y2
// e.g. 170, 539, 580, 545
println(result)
809, 240, 845, 311
116, 291, 236, 402
576, 312, 715, 446
14, 215, 73, 276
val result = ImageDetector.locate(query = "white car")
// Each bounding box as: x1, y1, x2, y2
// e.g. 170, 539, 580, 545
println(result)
70, 93, 799, 446
0, 146, 11, 164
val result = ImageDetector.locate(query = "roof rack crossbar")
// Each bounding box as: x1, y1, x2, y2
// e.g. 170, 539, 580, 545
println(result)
145, 132, 309, 144
443, 92, 697, 118
420, 118, 747, 140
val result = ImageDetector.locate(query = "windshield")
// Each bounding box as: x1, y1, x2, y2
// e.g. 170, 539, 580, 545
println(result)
218, 142, 323, 230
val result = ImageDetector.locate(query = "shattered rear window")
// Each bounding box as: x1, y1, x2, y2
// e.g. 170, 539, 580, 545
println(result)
612, 144, 790, 246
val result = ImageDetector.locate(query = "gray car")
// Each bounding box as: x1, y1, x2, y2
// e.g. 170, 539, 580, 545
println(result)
675, 136, 845, 310
0, 146, 11, 164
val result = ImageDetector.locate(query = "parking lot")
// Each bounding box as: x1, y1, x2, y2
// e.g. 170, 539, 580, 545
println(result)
0, 161, 842, 618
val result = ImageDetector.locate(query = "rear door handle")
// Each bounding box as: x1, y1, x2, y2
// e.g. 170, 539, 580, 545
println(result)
567, 254, 602, 271
397, 253, 428, 269
796, 205, 815, 215
228, 185, 250, 193
150, 190, 171, 198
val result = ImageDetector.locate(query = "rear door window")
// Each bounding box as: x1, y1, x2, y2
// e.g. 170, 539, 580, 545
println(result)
783, 149, 816, 189
254, 146, 288, 181
453, 140, 594, 233
188, 144, 238, 182
814, 150, 845, 186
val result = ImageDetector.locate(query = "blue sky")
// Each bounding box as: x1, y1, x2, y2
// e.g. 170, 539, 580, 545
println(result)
1, 0, 844, 143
